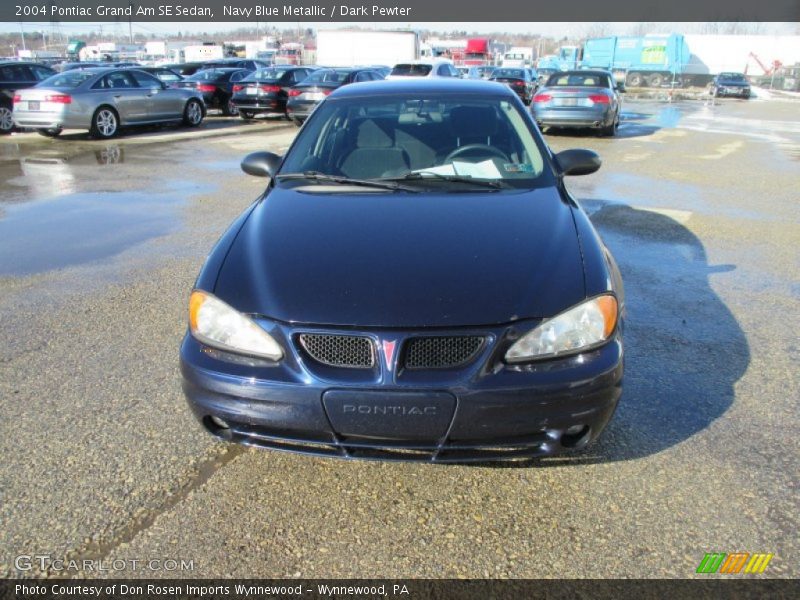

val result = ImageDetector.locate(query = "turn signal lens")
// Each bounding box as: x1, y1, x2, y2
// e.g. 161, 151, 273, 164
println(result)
505, 295, 619, 362
533, 93, 552, 103
288, 89, 302, 97
188, 290, 283, 361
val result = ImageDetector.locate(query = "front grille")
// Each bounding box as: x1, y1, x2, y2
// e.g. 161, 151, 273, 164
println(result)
298, 334, 374, 368
404, 336, 485, 369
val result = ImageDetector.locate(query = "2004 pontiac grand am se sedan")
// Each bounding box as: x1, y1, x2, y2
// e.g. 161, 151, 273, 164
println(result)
180, 79, 625, 463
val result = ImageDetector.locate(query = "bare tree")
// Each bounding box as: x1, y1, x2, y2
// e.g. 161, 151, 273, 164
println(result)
629, 22, 656, 36
583, 23, 613, 39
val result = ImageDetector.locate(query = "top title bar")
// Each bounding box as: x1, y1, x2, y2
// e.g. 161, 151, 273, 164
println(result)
3, 0, 799, 22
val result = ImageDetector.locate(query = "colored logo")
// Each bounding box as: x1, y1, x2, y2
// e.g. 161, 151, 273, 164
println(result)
382, 339, 397, 370
696, 552, 773, 574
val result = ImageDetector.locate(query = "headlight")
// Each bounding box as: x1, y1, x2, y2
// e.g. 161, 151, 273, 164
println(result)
505, 295, 618, 362
188, 290, 283, 361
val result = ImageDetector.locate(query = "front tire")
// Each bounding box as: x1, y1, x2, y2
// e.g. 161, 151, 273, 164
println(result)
647, 73, 664, 88
90, 106, 119, 139
36, 128, 62, 138
0, 105, 14, 134
183, 99, 204, 127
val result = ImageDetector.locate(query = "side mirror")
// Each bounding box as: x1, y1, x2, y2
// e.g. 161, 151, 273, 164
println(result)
241, 151, 282, 178
555, 149, 601, 176
615, 81, 626, 93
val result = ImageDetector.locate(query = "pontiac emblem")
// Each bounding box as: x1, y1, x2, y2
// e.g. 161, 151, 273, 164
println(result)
382, 339, 397, 370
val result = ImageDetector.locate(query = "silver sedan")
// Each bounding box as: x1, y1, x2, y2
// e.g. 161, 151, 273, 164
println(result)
12, 67, 205, 138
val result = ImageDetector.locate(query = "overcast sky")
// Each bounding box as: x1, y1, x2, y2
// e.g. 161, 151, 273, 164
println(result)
2, 21, 797, 37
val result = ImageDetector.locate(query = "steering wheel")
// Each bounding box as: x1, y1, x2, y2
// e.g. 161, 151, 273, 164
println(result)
445, 144, 509, 163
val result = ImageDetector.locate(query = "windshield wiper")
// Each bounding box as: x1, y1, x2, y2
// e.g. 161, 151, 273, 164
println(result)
381, 171, 506, 189
275, 171, 420, 192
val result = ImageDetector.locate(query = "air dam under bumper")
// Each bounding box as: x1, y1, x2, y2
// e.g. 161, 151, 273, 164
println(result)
180, 333, 623, 463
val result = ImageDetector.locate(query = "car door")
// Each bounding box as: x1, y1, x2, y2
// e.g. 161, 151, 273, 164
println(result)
130, 69, 182, 120
94, 71, 148, 123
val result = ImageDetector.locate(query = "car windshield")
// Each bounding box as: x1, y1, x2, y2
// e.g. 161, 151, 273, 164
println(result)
303, 69, 351, 84
38, 70, 97, 88
719, 73, 746, 82
279, 95, 549, 188
547, 73, 610, 87
492, 69, 525, 79
391, 64, 433, 76
246, 68, 289, 81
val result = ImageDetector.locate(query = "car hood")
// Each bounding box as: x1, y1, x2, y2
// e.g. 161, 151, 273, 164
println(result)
214, 185, 586, 327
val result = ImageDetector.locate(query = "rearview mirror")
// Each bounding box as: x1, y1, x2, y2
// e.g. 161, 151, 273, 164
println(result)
555, 149, 601, 176
241, 152, 282, 178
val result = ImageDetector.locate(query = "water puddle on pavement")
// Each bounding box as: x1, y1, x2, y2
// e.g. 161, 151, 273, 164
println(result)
0, 190, 184, 276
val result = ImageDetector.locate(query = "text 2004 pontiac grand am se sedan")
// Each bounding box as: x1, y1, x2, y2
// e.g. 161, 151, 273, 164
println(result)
180, 79, 624, 463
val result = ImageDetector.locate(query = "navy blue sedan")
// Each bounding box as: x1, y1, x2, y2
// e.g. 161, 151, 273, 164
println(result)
181, 79, 624, 462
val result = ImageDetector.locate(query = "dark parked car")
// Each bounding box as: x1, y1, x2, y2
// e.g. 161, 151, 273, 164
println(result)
0, 61, 56, 133
711, 72, 751, 98
176, 68, 250, 115
202, 58, 271, 71
163, 59, 269, 77
181, 79, 624, 463
55, 61, 105, 72
161, 62, 207, 77
230, 66, 316, 119
489, 67, 536, 104
532, 70, 622, 136
286, 67, 383, 124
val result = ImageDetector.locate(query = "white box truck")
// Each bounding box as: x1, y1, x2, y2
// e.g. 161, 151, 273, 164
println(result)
502, 47, 534, 68
316, 30, 419, 67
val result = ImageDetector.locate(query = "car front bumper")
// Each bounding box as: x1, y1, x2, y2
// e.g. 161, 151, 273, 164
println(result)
180, 322, 623, 463
715, 86, 750, 97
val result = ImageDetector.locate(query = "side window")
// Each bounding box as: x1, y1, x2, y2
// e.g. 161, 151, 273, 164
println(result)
229, 71, 247, 83
0, 66, 12, 80
101, 72, 138, 89
437, 65, 449, 77
451, 65, 460, 77
4, 65, 34, 81
156, 70, 181, 82
30, 65, 54, 81
354, 72, 368, 83
129, 70, 162, 88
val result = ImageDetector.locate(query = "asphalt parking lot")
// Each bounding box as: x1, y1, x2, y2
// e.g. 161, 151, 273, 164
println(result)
0, 98, 798, 579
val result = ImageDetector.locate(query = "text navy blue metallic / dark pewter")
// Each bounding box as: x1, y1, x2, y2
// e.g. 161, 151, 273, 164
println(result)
180, 79, 625, 462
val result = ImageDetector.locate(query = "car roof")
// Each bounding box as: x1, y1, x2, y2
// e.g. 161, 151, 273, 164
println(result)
195, 67, 246, 72
330, 78, 517, 99
396, 58, 454, 66
552, 69, 612, 77
0, 61, 53, 67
